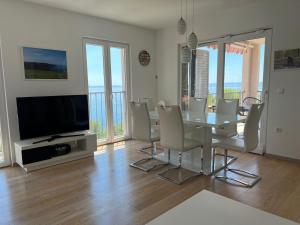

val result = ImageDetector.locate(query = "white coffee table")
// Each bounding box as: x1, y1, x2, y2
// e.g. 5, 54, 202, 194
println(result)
146, 190, 299, 225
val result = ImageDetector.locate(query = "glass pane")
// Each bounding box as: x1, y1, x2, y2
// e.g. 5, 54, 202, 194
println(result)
85, 44, 108, 141
197, 45, 218, 110
110, 47, 126, 138
181, 44, 218, 111
224, 38, 266, 104
224, 43, 244, 103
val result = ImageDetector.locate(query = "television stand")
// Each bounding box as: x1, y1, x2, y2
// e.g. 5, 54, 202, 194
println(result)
32, 134, 85, 144
14, 131, 97, 172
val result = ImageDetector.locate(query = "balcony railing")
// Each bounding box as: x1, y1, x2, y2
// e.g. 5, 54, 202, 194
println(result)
208, 90, 262, 107
183, 90, 263, 111
88, 91, 126, 140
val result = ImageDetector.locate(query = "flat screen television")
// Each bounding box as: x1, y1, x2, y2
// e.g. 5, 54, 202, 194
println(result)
17, 95, 89, 140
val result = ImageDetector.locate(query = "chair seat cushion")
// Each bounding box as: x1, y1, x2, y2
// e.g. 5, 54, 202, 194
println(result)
213, 136, 245, 152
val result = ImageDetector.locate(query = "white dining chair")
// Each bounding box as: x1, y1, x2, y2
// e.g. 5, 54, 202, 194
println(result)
213, 99, 239, 138
139, 97, 155, 111
129, 102, 167, 172
155, 100, 166, 114
157, 105, 203, 184
212, 103, 264, 187
188, 97, 207, 113
185, 97, 207, 139
157, 100, 166, 107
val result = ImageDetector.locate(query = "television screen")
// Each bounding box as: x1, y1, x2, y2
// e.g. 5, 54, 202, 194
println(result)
17, 95, 89, 140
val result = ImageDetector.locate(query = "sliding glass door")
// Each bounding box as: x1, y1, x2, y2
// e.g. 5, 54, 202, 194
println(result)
180, 29, 272, 153
84, 39, 129, 144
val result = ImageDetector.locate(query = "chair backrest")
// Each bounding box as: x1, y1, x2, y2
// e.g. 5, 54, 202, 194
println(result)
157, 100, 166, 107
129, 102, 151, 142
216, 99, 239, 115
143, 97, 154, 111
157, 106, 184, 151
215, 99, 239, 136
243, 103, 264, 151
188, 97, 207, 113
243, 97, 262, 107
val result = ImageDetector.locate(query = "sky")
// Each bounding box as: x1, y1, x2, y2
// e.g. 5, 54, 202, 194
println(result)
86, 44, 123, 87
23, 47, 67, 66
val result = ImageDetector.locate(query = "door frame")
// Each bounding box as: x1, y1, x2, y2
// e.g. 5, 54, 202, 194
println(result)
82, 38, 131, 145
0, 37, 11, 167
220, 29, 272, 154
178, 29, 272, 154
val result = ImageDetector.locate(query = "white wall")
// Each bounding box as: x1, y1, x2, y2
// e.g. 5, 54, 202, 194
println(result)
0, 0, 157, 162
155, 0, 300, 159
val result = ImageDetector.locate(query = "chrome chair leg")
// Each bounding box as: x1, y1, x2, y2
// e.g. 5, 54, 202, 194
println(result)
130, 142, 167, 172
215, 149, 261, 188
212, 147, 216, 173
158, 150, 203, 185
138, 144, 153, 155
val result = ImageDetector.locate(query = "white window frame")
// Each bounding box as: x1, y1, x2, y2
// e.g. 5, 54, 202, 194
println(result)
82, 38, 131, 145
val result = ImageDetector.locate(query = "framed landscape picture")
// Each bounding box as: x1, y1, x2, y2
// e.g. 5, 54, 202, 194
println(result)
274, 48, 300, 70
22, 47, 68, 79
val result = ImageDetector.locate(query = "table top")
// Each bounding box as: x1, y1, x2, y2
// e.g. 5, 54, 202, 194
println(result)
146, 190, 299, 225
149, 111, 245, 128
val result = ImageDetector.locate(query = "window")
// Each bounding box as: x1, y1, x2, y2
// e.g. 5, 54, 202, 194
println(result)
181, 44, 218, 111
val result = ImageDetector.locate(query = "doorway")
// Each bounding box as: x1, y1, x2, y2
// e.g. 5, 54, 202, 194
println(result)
180, 29, 272, 154
83, 39, 130, 144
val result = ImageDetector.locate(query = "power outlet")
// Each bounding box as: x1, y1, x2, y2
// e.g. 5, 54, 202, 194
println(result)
276, 128, 283, 133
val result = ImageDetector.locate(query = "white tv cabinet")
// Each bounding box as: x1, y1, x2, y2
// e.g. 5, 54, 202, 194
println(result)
15, 132, 97, 172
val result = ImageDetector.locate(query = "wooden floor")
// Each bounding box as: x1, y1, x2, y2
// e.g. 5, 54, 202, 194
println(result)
1, 140, 300, 225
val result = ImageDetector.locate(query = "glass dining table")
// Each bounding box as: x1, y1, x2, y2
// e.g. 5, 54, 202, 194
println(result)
149, 111, 245, 128
149, 110, 246, 174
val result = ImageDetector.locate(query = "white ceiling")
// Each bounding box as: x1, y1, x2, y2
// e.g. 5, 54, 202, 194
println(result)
22, 0, 264, 30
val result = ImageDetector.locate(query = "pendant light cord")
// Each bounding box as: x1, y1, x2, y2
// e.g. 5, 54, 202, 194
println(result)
180, 0, 182, 18
192, 0, 194, 32
185, 0, 188, 42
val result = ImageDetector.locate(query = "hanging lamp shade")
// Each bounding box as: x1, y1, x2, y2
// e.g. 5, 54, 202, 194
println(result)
177, 17, 187, 35
188, 32, 198, 49
181, 45, 191, 63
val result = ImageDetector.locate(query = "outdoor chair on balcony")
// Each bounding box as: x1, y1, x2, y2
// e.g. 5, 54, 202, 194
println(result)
239, 97, 262, 116
129, 102, 167, 172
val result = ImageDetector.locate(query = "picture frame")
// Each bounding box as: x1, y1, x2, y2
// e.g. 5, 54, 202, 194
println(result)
22, 47, 68, 79
274, 48, 300, 70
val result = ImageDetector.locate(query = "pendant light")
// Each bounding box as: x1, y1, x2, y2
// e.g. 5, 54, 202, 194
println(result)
188, 0, 198, 49
177, 0, 186, 35
181, 0, 191, 63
